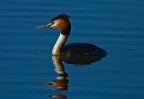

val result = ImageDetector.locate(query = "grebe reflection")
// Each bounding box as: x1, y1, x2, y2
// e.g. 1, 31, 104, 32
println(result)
37, 14, 107, 58
48, 54, 105, 99
49, 56, 68, 91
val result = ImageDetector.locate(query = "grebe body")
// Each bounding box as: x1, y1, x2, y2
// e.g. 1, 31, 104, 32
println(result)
37, 14, 106, 57
62, 43, 106, 57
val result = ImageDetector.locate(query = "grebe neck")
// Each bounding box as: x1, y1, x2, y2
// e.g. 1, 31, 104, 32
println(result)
52, 33, 68, 55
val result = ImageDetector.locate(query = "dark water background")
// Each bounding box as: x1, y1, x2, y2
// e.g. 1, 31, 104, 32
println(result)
0, 0, 144, 99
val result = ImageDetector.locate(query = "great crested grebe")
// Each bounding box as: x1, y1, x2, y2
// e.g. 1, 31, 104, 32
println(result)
37, 14, 107, 57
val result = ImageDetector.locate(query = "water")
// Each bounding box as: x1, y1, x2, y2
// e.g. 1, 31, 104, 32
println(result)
0, 0, 144, 99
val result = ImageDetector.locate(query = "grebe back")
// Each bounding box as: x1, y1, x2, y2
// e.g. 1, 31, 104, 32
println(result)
37, 14, 106, 57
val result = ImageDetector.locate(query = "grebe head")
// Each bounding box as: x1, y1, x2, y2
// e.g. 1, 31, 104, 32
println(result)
37, 14, 71, 35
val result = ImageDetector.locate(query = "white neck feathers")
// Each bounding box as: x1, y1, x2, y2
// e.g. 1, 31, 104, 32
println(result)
52, 33, 68, 55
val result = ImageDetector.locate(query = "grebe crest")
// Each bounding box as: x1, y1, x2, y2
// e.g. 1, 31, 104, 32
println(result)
37, 13, 107, 58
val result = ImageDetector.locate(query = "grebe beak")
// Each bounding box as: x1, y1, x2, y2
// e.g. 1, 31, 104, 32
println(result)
36, 22, 54, 29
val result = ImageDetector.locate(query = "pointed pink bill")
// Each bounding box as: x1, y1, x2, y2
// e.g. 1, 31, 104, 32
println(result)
36, 22, 54, 29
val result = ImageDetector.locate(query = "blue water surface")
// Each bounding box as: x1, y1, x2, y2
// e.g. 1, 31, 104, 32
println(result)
0, 0, 144, 99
